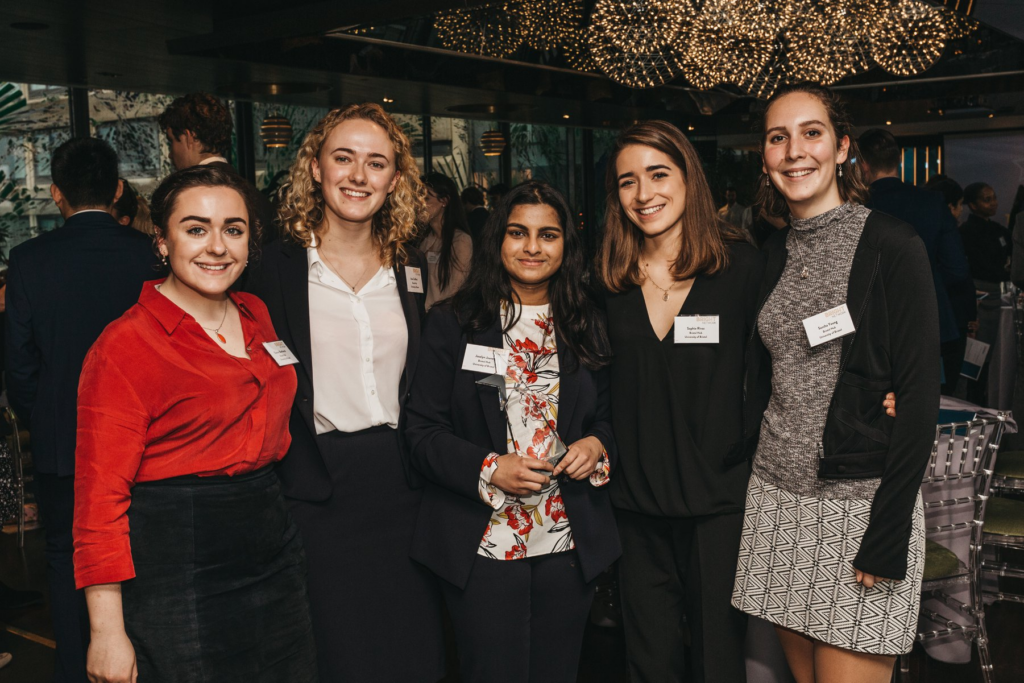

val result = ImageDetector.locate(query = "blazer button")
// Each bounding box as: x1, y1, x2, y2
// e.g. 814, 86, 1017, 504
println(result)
837, 465, 847, 474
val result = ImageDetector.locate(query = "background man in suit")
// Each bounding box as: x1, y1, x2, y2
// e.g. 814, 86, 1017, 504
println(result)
5, 137, 159, 683
858, 128, 975, 395
158, 93, 276, 237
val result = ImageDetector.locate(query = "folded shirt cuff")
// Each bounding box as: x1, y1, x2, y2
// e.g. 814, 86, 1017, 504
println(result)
589, 450, 611, 487
478, 452, 506, 510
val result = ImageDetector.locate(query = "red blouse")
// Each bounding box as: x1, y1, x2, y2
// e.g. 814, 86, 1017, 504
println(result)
73, 280, 297, 589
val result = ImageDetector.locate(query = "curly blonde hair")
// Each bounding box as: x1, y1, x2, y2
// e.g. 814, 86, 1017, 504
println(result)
277, 103, 424, 267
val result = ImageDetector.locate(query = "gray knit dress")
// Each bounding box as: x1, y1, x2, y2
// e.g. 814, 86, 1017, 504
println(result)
731, 203, 925, 656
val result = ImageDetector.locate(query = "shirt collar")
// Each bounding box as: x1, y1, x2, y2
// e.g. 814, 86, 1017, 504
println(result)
306, 235, 396, 286
139, 279, 256, 335
198, 156, 229, 166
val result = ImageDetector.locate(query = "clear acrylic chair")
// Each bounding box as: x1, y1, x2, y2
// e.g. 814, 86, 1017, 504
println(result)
899, 414, 1006, 683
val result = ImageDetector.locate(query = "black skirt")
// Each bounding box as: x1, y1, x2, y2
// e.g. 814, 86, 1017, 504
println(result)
123, 466, 318, 683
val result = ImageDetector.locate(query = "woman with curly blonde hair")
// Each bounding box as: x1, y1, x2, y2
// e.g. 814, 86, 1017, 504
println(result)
247, 102, 444, 683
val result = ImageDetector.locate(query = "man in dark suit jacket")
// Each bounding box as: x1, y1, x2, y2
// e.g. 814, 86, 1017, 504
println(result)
5, 137, 159, 682
859, 129, 974, 395
158, 93, 277, 238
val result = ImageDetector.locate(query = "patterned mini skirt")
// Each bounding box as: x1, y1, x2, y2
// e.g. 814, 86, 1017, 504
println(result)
731, 472, 925, 656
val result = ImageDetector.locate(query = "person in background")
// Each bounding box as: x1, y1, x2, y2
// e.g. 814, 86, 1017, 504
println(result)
717, 185, 747, 229
858, 128, 973, 395
732, 82, 937, 683
420, 172, 473, 309
925, 174, 965, 222
960, 182, 1011, 286
488, 182, 510, 209
1008, 185, 1024, 288
246, 103, 444, 683
5, 137, 159, 683
109, 178, 138, 228
742, 202, 789, 249
74, 165, 316, 683
158, 92, 276, 237
461, 184, 490, 243
131, 193, 155, 236
406, 181, 620, 683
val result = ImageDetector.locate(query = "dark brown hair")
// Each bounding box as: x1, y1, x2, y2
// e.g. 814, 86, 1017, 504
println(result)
598, 120, 739, 292
158, 93, 233, 156
755, 82, 868, 218
150, 165, 262, 259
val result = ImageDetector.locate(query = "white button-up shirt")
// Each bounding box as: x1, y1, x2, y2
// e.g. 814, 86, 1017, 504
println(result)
307, 244, 407, 434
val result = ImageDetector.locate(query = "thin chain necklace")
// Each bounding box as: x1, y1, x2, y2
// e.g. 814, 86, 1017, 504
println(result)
319, 246, 372, 293
642, 261, 675, 301
199, 299, 230, 344
791, 235, 810, 280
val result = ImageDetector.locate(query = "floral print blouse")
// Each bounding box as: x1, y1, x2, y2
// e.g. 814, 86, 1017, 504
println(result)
478, 303, 610, 560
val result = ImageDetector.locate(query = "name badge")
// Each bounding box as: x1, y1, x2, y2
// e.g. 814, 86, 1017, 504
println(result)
674, 315, 720, 344
406, 266, 424, 293
462, 343, 505, 373
262, 341, 300, 366
426, 251, 440, 264
802, 304, 855, 347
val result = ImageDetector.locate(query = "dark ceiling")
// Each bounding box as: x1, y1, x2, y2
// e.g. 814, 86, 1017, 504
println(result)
1, 0, 1022, 143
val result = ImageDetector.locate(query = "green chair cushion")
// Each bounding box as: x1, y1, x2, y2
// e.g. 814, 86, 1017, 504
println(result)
995, 451, 1024, 479
923, 539, 962, 581
984, 496, 1024, 537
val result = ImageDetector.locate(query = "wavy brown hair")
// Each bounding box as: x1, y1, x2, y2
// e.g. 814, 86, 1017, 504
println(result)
277, 103, 424, 267
755, 82, 869, 218
598, 120, 741, 292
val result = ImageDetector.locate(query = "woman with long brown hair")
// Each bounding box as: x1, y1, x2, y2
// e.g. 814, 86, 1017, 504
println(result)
246, 103, 444, 683
731, 83, 937, 683
599, 120, 764, 683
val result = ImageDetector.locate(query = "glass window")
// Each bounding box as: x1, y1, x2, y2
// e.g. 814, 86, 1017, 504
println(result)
89, 89, 175, 185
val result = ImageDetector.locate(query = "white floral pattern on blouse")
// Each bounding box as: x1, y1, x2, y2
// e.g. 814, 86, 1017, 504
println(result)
477, 303, 610, 560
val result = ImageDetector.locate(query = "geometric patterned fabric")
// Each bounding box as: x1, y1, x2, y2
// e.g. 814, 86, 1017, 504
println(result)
732, 473, 925, 655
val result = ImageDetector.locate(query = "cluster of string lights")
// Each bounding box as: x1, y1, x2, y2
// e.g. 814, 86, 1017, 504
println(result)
433, 0, 976, 96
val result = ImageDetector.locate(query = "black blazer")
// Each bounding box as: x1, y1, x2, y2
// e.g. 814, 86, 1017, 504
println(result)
5, 211, 160, 475
405, 304, 621, 589
245, 238, 429, 501
743, 209, 940, 580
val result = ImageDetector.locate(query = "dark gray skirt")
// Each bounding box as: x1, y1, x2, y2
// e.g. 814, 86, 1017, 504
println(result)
123, 466, 318, 683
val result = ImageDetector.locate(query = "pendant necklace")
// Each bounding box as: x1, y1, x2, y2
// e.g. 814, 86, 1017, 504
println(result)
320, 246, 371, 293
792, 236, 810, 280
200, 299, 230, 344
642, 261, 673, 301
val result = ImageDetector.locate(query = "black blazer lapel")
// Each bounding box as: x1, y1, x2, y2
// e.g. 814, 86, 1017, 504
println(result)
841, 225, 882, 362
471, 323, 509, 453
279, 243, 314, 388
555, 343, 581, 443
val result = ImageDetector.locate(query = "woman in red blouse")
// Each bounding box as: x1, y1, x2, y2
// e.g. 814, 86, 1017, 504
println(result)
73, 165, 317, 683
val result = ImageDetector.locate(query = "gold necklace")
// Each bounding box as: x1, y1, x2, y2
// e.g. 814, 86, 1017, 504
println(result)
319, 246, 372, 293
199, 299, 230, 344
642, 261, 674, 302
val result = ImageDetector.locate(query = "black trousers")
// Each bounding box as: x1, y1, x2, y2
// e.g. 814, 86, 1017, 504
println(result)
34, 473, 89, 683
440, 550, 594, 683
287, 427, 445, 683
940, 334, 967, 396
616, 509, 747, 683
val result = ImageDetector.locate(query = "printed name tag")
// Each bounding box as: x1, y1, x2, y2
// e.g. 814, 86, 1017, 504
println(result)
405, 266, 424, 293
802, 304, 856, 347
674, 315, 720, 343
426, 251, 440, 264
462, 344, 505, 373
262, 341, 300, 366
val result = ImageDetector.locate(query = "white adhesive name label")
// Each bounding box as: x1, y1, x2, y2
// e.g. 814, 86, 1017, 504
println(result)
462, 344, 505, 373
674, 315, 720, 344
262, 341, 300, 366
426, 251, 440, 264
406, 266, 424, 293
802, 304, 856, 348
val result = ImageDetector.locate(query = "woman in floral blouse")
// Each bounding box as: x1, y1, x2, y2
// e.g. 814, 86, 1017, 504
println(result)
406, 181, 620, 683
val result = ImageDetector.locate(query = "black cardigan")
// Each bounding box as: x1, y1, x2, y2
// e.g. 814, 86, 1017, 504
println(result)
743, 210, 940, 580
404, 304, 622, 589
245, 238, 429, 501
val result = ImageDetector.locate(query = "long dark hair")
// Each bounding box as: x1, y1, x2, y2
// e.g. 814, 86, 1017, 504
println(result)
421, 172, 470, 291
755, 82, 868, 218
452, 181, 609, 371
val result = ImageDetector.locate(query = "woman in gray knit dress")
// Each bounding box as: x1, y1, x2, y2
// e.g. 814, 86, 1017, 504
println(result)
731, 83, 939, 683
